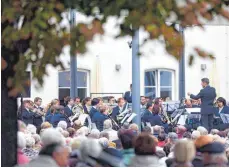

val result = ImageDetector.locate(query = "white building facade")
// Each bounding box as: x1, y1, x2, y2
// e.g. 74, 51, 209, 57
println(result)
22, 14, 229, 105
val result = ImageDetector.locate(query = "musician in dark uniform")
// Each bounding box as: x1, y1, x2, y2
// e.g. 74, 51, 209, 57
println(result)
142, 103, 163, 127
90, 98, 100, 119
124, 84, 132, 103
188, 78, 216, 132
33, 97, 44, 128
21, 100, 35, 125
82, 97, 91, 114
111, 98, 126, 123
64, 96, 74, 117
51, 105, 70, 128
91, 105, 109, 131
214, 97, 229, 130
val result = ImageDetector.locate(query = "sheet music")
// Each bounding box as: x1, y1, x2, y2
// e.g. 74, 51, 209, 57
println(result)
146, 122, 152, 127
127, 113, 137, 123
185, 108, 201, 114
220, 114, 229, 124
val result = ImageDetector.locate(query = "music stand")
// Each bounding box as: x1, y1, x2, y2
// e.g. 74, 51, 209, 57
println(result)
220, 114, 229, 124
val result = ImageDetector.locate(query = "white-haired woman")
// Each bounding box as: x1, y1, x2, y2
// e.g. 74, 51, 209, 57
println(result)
172, 139, 196, 167
32, 134, 41, 151
101, 120, 118, 141
22, 135, 39, 160
17, 132, 29, 165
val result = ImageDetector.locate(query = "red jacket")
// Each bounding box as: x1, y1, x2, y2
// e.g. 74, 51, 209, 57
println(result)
17, 149, 29, 165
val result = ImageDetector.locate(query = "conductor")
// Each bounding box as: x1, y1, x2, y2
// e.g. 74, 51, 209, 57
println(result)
188, 78, 216, 132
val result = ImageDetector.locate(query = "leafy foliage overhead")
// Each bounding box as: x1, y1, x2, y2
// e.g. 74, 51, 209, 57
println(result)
2, 0, 229, 96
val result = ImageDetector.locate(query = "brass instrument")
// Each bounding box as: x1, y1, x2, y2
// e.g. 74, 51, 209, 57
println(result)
161, 107, 171, 124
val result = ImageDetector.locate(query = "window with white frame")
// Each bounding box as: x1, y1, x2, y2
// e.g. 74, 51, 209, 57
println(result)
144, 69, 174, 100
58, 70, 89, 100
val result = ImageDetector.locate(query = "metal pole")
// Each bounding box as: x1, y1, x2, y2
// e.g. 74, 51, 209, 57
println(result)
70, 9, 78, 98
132, 29, 141, 131
179, 26, 185, 100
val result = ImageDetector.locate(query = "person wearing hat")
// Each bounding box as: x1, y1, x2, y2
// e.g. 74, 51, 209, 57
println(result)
198, 141, 228, 166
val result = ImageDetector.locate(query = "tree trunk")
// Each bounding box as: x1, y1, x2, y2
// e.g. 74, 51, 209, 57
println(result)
1, 79, 18, 166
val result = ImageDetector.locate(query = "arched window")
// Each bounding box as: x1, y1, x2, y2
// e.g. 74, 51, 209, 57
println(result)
145, 69, 174, 100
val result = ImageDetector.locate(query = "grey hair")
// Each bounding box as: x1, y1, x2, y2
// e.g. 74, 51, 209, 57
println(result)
17, 132, 26, 149
24, 135, 35, 148
197, 126, 208, 136
210, 129, 219, 135
41, 128, 65, 147
191, 130, 201, 140
89, 129, 100, 139
103, 120, 112, 130
76, 126, 89, 136
62, 130, 70, 138
57, 121, 67, 130
205, 153, 228, 164
27, 124, 37, 134
99, 137, 109, 149
32, 134, 41, 144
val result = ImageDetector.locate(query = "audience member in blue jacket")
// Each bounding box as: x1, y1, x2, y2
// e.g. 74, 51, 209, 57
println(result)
91, 105, 109, 131
64, 96, 74, 117
21, 100, 35, 125
90, 98, 100, 119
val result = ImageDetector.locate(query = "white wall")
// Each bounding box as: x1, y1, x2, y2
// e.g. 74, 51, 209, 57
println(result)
29, 13, 229, 104
185, 25, 229, 100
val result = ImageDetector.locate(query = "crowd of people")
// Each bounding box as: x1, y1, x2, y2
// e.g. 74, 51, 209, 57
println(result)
16, 79, 229, 167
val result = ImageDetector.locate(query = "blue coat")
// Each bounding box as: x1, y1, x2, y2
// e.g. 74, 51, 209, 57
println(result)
111, 106, 125, 122
214, 106, 229, 117
22, 109, 34, 125
50, 113, 67, 128
142, 110, 163, 126
124, 91, 132, 103
64, 106, 73, 117
91, 112, 109, 131
90, 107, 99, 119
45, 114, 53, 123
190, 85, 216, 115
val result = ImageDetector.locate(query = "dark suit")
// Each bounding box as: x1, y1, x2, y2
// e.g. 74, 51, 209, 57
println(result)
142, 110, 163, 126
64, 106, 73, 117
90, 107, 99, 119
190, 85, 216, 131
33, 106, 43, 128
91, 112, 109, 131
111, 106, 125, 123
124, 91, 132, 103
21, 108, 34, 125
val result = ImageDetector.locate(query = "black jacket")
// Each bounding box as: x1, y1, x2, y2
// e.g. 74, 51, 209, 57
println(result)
142, 110, 163, 126
33, 106, 43, 127
64, 106, 73, 117
124, 91, 132, 103
190, 85, 216, 115
22, 108, 34, 125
